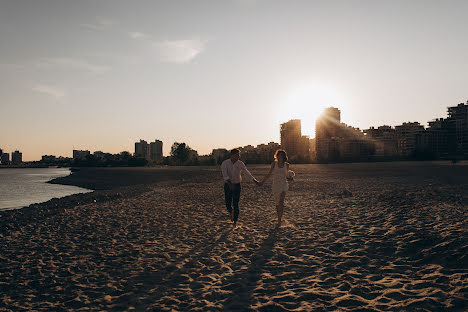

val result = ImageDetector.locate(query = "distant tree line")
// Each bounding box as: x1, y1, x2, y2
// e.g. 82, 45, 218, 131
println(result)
68, 142, 214, 167
72, 151, 148, 167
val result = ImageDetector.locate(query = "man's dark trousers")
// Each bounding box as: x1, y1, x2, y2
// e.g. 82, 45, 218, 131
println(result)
224, 183, 241, 222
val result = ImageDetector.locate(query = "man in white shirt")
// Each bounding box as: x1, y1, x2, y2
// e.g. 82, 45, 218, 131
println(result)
221, 149, 259, 227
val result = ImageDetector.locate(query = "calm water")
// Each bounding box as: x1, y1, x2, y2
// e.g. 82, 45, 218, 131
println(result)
0, 168, 92, 211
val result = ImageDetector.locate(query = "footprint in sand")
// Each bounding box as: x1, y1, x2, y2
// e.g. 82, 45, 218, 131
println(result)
269, 218, 296, 229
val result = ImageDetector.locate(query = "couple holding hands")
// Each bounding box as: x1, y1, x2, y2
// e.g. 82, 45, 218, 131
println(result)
221, 148, 295, 228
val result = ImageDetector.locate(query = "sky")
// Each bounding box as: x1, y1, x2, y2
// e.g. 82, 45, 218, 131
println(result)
1, 0, 467, 161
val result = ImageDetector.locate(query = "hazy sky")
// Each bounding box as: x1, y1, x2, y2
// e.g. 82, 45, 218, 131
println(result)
1, 0, 467, 160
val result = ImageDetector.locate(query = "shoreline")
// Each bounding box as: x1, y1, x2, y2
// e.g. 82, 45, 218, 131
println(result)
47, 166, 221, 190
3, 160, 466, 215
1, 166, 221, 214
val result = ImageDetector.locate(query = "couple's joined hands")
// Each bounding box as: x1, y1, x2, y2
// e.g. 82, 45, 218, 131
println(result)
254, 179, 264, 186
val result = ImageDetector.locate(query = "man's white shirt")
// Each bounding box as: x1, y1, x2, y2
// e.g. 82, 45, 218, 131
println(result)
221, 159, 255, 183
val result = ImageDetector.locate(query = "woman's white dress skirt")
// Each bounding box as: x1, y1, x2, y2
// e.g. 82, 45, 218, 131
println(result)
272, 161, 288, 201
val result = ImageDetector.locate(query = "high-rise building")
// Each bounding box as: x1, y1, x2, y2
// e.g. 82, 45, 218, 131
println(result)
315, 107, 342, 161
364, 126, 399, 158
447, 102, 468, 158
134, 139, 149, 159
395, 122, 425, 157
280, 119, 307, 158
316, 107, 374, 162
1, 153, 9, 165
422, 102, 468, 159
11, 150, 22, 165
149, 140, 163, 160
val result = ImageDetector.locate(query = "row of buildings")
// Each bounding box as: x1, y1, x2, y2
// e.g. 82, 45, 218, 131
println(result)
315, 107, 375, 162
0, 149, 22, 165
6, 101, 466, 166
132, 101, 467, 164
313, 102, 468, 162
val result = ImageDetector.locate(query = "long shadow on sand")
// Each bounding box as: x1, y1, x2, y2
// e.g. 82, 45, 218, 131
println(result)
221, 228, 280, 311
129, 224, 233, 310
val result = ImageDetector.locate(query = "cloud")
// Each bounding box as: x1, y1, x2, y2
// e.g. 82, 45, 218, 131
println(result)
152, 39, 205, 63
81, 16, 117, 30
36, 58, 109, 74
32, 84, 66, 100
129, 31, 149, 40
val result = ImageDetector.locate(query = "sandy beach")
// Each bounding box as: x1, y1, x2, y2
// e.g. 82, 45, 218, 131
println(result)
0, 162, 467, 311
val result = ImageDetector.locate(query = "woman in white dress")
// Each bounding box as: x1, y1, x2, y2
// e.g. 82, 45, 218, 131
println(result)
260, 149, 294, 227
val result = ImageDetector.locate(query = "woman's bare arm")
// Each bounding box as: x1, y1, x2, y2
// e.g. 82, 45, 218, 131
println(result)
260, 162, 275, 185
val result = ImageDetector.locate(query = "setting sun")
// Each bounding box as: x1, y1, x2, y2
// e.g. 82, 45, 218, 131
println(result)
282, 83, 344, 137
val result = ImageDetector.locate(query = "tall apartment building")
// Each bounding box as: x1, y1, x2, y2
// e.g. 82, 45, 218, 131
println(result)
364, 126, 399, 158
280, 119, 310, 159
395, 122, 425, 157
149, 140, 163, 160
421, 102, 468, 159
1, 152, 9, 165
447, 102, 468, 158
11, 150, 22, 165
426, 118, 449, 158
315, 107, 342, 161
316, 107, 374, 162
134, 139, 149, 159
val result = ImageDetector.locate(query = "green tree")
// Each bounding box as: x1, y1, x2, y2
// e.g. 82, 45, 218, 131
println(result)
171, 142, 191, 164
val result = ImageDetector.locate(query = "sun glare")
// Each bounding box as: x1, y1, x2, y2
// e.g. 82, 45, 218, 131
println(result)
283, 83, 343, 137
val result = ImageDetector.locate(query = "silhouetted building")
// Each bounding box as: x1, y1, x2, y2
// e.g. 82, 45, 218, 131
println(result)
149, 140, 163, 160
309, 138, 316, 160
316, 107, 374, 162
420, 102, 468, 159
447, 102, 468, 158
73, 150, 90, 160
42, 155, 56, 162
280, 119, 310, 160
395, 122, 425, 157
134, 139, 149, 159
1, 152, 9, 165
425, 118, 449, 158
256, 142, 281, 163
11, 150, 22, 165
364, 126, 399, 158
93, 151, 103, 158
239, 145, 257, 163
315, 108, 341, 161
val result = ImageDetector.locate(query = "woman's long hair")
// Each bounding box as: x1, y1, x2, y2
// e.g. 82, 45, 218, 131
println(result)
274, 149, 288, 162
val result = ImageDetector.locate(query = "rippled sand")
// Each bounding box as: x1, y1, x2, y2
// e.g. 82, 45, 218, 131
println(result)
0, 162, 467, 311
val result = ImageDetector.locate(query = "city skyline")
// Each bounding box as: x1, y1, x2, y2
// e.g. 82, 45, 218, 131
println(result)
2, 101, 466, 163
1, 1, 467, 161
